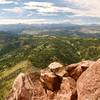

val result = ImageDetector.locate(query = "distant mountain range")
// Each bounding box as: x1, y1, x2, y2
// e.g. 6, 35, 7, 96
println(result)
0, 23, 77, 33
0, 24, 100, 38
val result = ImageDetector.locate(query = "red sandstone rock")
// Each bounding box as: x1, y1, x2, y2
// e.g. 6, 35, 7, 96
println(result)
7, 72, 77, 100
40, 69, 64, 93
54, 77, 77, 100
6, 73, 25, 100
77, 59, 100, 100
41, 77, 77, 100
6, 72, 47, 100
7, 60, 100, 100
66, 60, 95, 80
48, 62, 66, 77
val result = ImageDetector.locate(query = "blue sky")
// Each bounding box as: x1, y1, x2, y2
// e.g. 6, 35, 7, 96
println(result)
0, 0, 100, 24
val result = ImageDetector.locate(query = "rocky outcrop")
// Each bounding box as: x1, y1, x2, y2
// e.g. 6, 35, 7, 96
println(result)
54, 77, 77, 100
66, 60, 95, 80
48, 62, 66, 77
77, 59, 100, 100
6, 72, 46, 100
6, 60, 100, 100
40, 69, 62, 92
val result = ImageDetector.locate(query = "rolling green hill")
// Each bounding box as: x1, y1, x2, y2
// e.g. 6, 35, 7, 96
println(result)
0, 34, 100, 70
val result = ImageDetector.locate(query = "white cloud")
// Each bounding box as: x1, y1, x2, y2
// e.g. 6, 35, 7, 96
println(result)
64, 0, 100, 17
37, 12, 57, 16
24, 2, 53, 8
23, 1, 100, 18
23, 1, 73, 15
26, 11, 33, 17
3, 7, 23, 13
24, 2, 56, 13
0, 0, 13, 4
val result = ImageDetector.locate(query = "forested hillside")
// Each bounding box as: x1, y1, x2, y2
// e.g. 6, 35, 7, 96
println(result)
0, 34, 100, 70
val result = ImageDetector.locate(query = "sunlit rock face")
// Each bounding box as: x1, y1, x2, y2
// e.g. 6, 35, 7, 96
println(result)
48, 62, 66, 77
77, 59, 100, 100
6, 72, 47, 100
6, 60, 100, 100
66, 60, 95, 80
40, 69, 62, 92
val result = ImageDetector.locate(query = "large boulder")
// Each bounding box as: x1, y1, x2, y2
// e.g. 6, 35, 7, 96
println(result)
77, 59, 100, 100
40, 68, 77, 100
40, 69, 62, 92
66, 60, 95, 80
48, 62, 67, 77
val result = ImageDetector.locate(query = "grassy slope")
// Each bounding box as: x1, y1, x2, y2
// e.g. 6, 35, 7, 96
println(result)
0, 60, 40, 100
